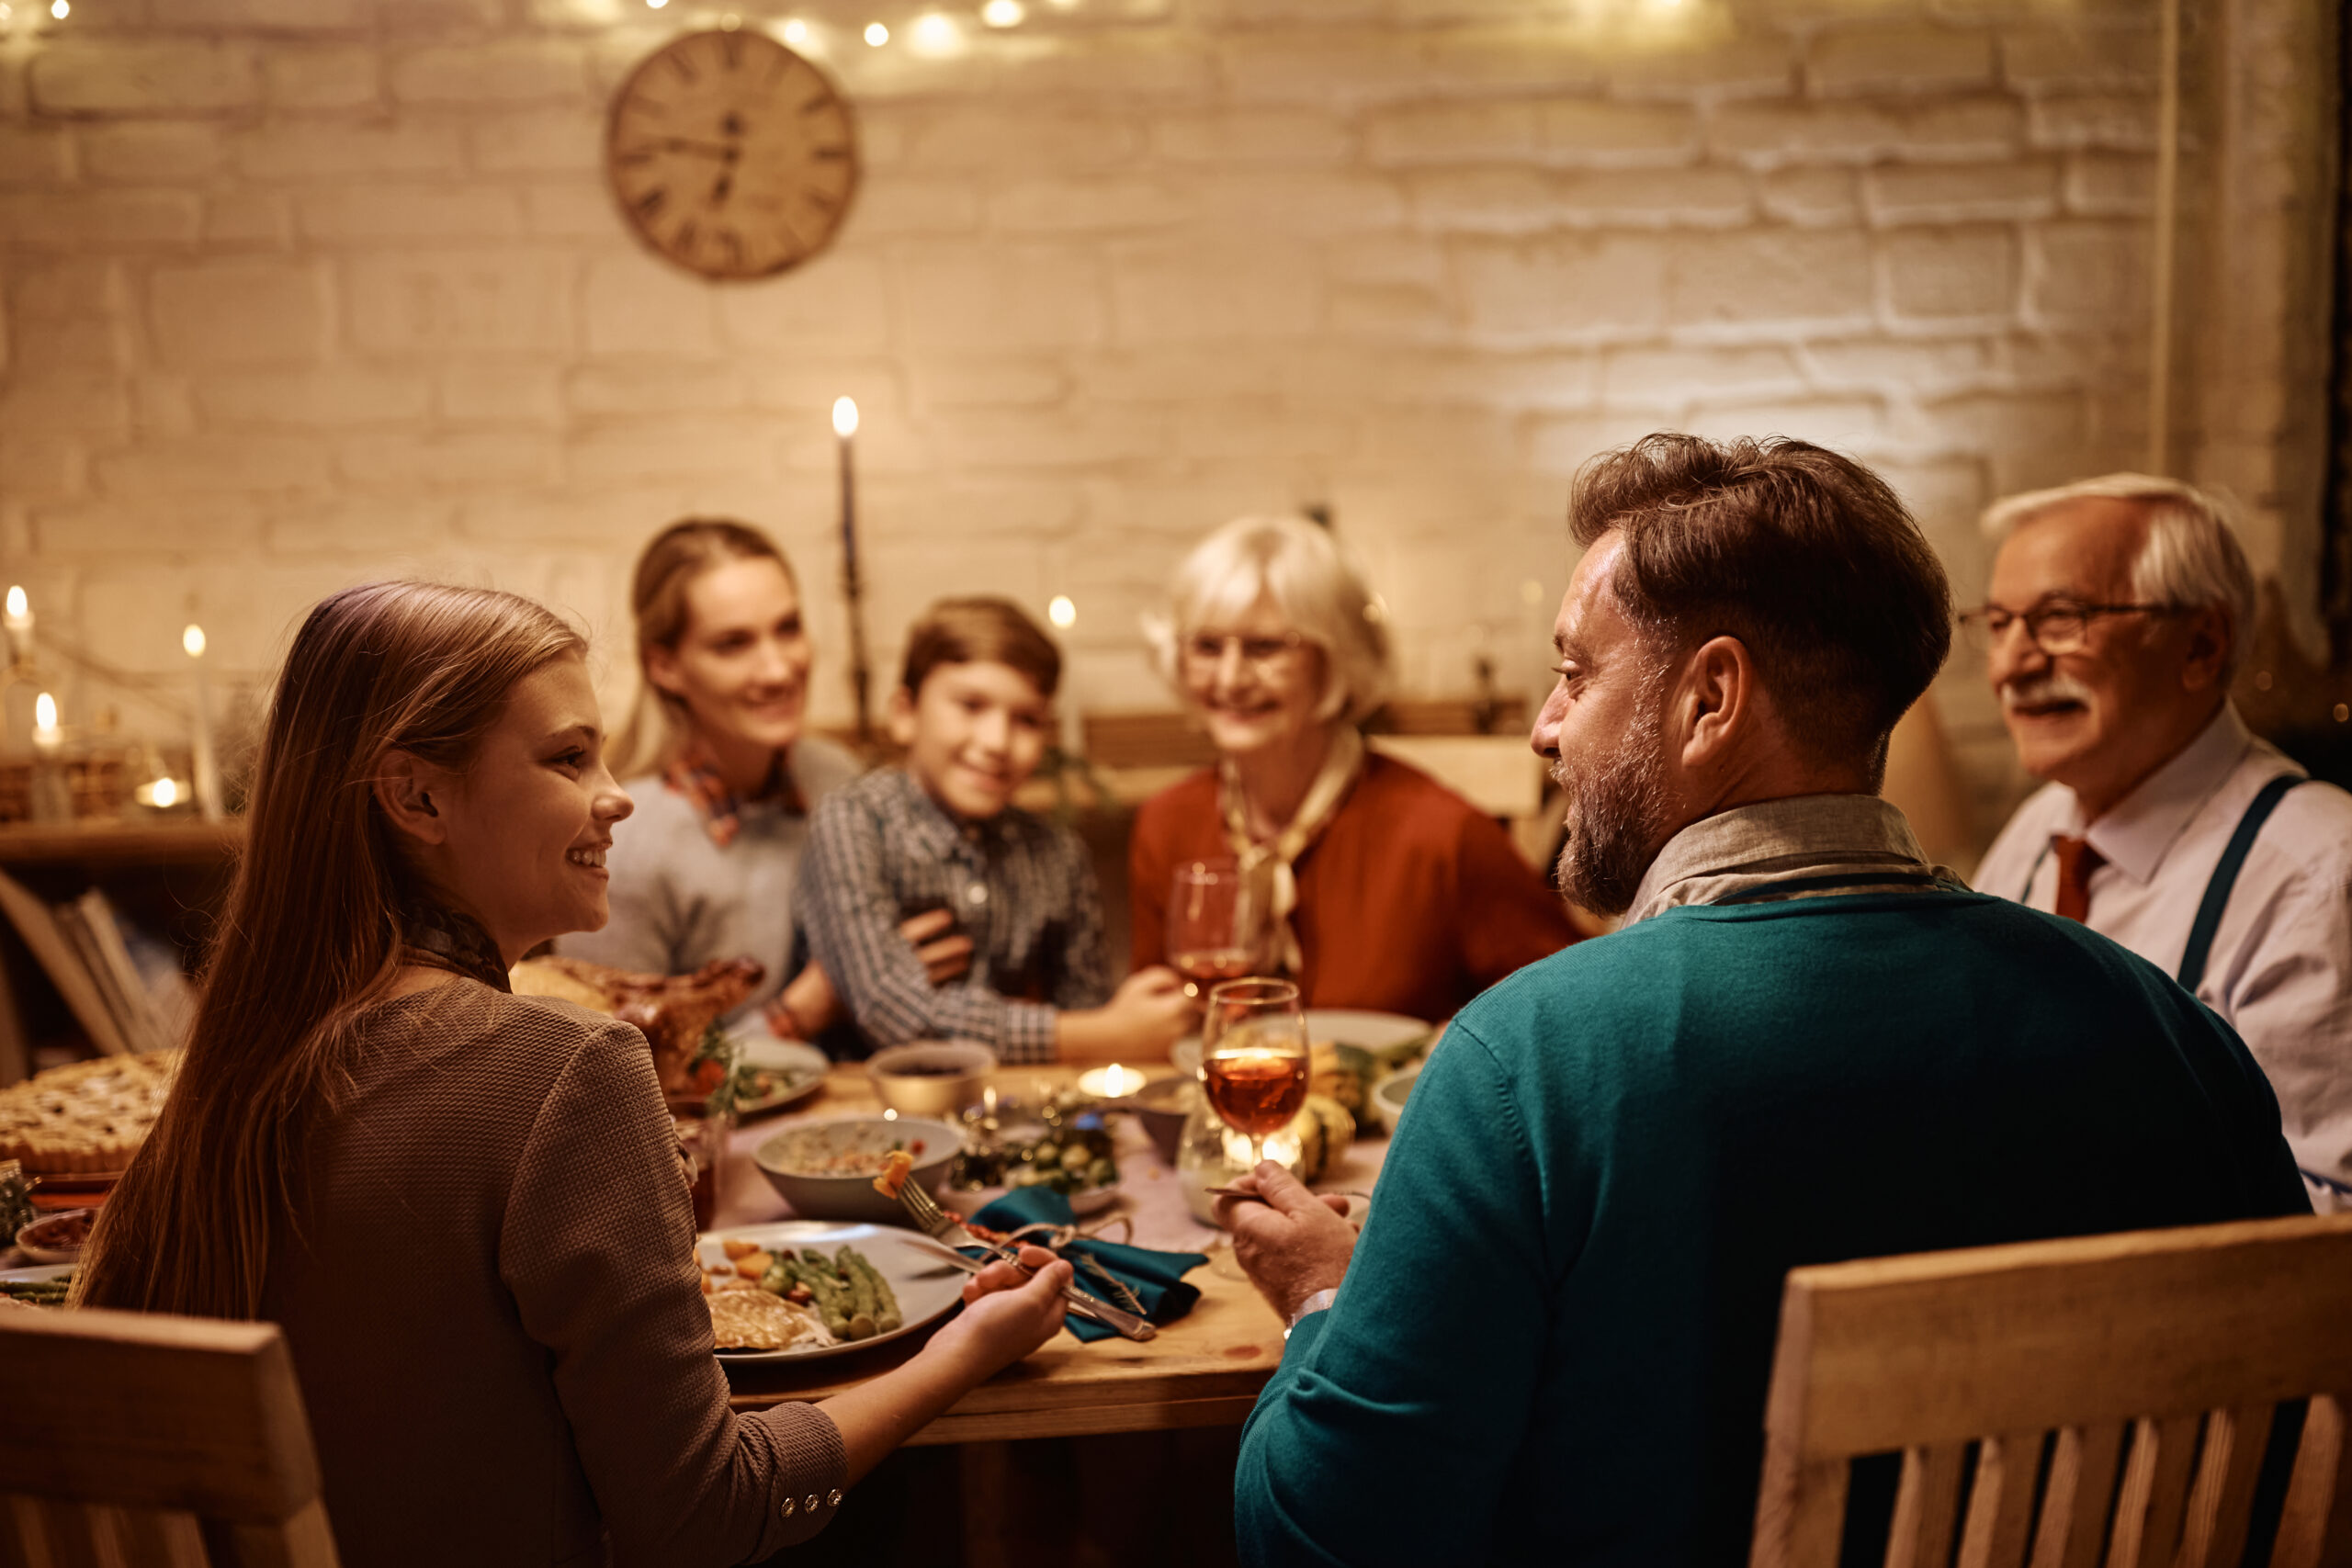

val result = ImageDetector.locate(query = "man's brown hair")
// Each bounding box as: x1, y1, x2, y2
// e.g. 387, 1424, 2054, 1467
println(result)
901, 595, 1062, 699
1569, 434, 1952, 781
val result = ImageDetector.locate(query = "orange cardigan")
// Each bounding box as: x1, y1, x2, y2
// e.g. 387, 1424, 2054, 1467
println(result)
1127, 754, 1580, 1023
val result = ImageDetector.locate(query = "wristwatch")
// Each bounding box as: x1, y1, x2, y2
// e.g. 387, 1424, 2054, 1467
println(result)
1283, 1288, 1338, 1339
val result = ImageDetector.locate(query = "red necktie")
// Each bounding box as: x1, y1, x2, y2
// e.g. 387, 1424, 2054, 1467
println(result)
2052, 835, 2104, 923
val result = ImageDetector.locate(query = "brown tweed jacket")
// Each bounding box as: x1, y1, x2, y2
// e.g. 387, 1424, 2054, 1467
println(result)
261, 982, 843, 1567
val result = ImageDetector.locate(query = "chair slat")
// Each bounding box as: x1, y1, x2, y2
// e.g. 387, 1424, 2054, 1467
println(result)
114, 1507, 210, 1568
2271, 1393, 2352, 1568
32, 1497, 110, 1568
2106, 1415, 2199, 1568
197, 1501, 338, 1568
1747, 1451, 1851, 1568
2030, 1424, 2126, 1568
2174, 1403, 2273, 1568
1885, 1443, 1968, 1568
1957, 1430, 2044, 1568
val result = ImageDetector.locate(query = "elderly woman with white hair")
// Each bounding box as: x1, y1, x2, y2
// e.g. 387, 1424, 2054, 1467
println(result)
1970, 470, 2352, 1213
1128, 516, 1579, 1022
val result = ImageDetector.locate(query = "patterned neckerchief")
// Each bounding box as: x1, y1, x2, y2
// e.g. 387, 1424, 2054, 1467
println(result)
397, 890, 512, 992
664, 745, 808, 849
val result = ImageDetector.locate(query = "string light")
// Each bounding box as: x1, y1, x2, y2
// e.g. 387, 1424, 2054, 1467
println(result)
981, 0, 1023, 23
831, 396, 859, 437
912, 11, 956, 48
49, 0, 67, 17
182, 624, 207, 659
1048, 595, 1076, 629
782, 17, 808, 43
646, 0, 668, 9
864, 20, 888, 44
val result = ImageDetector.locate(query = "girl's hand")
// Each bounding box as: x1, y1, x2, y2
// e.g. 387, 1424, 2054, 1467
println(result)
922, 1245, 1072, 1380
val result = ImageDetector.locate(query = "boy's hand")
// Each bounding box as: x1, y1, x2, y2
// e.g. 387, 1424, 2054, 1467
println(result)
898, 908, 974, 986
1107, 967, 1196, 1052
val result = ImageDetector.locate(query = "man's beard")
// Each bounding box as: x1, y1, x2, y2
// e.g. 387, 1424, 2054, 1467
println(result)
1551, 680, 1673, 919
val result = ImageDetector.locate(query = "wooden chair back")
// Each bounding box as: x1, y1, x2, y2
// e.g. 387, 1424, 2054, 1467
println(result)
1750, 1213, 2352, 1568
0, 1303, 338, 1568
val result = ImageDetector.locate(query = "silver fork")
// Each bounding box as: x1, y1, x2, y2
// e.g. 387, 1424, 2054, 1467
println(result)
893, 1179, 1158, 1342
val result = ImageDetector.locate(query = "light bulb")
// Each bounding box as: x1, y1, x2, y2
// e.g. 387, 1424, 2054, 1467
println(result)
782, 17, 808, 42
34, 693, 56, 731
981, 0, 1023, 23
832, 397, 859, 437
5, 587, 24, 619
183, 624, 207, 659
49, 0, 66, 18
646, 0, 668, 9
150, 777, 178, 808
913, 11, 955, 47
864, 20, 888, 44
1048, 595, 1076, 629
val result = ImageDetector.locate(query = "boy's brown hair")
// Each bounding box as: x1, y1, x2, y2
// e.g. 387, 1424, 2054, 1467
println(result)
900, 596, 1062, 698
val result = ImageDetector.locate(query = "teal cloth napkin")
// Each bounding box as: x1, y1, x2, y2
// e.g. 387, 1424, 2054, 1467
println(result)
968, 1187, 1207, 1343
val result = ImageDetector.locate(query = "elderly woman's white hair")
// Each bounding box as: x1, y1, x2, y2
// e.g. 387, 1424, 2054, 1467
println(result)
1145, 515, 1392, 727
1980, 473, 2256, 681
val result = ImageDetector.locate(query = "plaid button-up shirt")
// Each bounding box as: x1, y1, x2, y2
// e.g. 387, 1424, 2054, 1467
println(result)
796, 766, 1111, 1063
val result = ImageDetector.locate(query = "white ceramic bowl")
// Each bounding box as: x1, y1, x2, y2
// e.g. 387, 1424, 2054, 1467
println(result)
16, 1207, 95, 1264
753, 1116, 963, 1224
867, 1041, 998, 1118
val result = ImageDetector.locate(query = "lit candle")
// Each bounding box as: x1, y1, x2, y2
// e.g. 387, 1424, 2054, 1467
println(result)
1048, 594, 1082, 757
31, 691, 59, 754
185, 624, 224, 822
833, 397, 874, 743
1077, 1062, 1145, 1100
4, 586, 29, 668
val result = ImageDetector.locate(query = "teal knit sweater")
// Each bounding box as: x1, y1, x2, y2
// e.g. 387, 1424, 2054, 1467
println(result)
1234, 892, 2309, 1567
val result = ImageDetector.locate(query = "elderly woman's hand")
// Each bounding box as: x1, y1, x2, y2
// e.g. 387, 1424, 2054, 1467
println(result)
922, 1245, 1073, 1381
1214, 1162, 1356, 1323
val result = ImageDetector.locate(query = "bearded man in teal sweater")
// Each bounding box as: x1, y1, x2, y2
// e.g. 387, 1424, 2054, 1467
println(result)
1217, 434, 2309, 1568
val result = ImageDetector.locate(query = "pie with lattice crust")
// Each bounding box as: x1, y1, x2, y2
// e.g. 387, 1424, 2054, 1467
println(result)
0, 1051, 178, 1176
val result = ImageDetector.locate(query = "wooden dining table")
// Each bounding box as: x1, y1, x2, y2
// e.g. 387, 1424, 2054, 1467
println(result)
710, 1061, 1394, 1445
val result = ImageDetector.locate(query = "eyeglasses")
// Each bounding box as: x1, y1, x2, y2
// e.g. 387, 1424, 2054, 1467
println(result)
1956, 600, 2180, 657
1180, 631, 1307, 671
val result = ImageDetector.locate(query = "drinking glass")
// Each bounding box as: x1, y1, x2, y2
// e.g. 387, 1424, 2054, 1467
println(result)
1199, 977, 1310, 1172
1166, 858, 1260, 998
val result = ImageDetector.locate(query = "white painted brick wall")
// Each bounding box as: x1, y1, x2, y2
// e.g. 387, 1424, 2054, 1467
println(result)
0, 0, 2307, 845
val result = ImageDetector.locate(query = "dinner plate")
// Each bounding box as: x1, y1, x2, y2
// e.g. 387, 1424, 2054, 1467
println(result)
696, 1220, 966, 1364
729, 1032, 830, 1118
0, 1263, 73, 1284
1170, 1008, 1432, 1077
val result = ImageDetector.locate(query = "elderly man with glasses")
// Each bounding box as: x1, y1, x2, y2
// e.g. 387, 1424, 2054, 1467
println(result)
1971, 473, 2352, 1211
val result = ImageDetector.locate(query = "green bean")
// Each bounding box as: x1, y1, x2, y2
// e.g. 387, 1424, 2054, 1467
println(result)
840, 1247, 901, 1334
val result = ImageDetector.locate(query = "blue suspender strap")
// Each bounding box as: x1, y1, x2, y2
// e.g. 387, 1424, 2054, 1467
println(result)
2016, 841, 2052, 904
2175, 773, 2307, 993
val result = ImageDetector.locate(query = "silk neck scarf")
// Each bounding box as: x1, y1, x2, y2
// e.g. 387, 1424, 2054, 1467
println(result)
1216, 725, 1366, 977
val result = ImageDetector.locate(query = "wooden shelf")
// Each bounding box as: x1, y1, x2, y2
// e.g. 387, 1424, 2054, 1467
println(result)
0, 818, 243, 869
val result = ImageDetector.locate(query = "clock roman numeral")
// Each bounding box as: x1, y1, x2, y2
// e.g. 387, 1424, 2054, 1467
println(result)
718, 230, 746, 268
718, 32, 741, 69
669, 52, 699, 83
635, 187, 667, 218
812, 145, 848, 161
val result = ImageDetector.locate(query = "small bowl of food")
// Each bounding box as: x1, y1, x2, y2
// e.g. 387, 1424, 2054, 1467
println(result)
1368, 1064, 1422, 1134
754, 1116, 963, 1224
1126, 1075, 1197, 1168
866, 1042, 997, 1118
17, 1208, 96, 1265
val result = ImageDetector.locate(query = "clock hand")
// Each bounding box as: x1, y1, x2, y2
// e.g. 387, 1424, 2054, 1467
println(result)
650, 136, 741, 161
709, 171, 733, 208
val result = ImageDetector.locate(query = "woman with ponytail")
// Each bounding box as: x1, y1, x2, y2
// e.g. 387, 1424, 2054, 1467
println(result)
75, 581, 1072, 1568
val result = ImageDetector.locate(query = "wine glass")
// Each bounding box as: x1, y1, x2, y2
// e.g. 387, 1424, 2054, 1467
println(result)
1167, 858, 1259, 999
1199, 977, 1311, 1173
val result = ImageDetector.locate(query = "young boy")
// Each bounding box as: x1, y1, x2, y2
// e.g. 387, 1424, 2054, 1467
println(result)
797, 596, 1195, 1064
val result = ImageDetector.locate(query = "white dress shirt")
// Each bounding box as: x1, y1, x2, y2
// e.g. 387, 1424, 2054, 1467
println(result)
1977, 702, 2352, 1211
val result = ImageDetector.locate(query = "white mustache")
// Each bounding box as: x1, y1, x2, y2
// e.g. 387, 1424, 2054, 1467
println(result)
2000, 671, 2098, 712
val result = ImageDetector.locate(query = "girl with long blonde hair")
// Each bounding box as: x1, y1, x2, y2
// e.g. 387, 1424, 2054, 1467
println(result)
76, 581, 1070, 1568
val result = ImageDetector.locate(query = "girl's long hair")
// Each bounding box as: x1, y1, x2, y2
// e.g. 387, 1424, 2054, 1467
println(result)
606, 517, 797, 782
74, 581, 584, 1320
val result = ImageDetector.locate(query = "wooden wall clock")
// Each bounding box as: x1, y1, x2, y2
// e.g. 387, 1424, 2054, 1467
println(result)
605, 28, 860, 280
